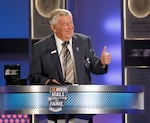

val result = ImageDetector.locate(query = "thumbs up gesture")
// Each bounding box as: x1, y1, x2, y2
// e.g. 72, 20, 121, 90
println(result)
100, 46, 111, 65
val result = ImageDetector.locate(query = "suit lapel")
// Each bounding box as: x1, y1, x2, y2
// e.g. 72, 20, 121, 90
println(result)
48, 35, 64, 82
72, 35, 83, 82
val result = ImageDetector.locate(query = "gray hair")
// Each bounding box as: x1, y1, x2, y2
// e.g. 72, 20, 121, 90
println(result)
49, 9, 72, 25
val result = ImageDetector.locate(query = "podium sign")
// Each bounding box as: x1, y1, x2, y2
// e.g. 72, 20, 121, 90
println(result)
48, 86, 69, 112
0, 85, 144, 114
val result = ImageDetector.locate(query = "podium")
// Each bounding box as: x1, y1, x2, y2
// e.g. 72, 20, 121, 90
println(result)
0, 85, 144, 122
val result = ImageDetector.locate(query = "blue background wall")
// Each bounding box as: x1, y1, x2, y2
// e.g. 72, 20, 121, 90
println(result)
68, 0, 122, 85
0, 0, 30, 86
0, 0, 122, 123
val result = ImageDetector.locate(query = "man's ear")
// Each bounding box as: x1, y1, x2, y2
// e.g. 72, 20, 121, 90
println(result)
50, 25, 56, 33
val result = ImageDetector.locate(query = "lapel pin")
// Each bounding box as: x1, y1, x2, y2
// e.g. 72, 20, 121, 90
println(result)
76, 47, 79, 51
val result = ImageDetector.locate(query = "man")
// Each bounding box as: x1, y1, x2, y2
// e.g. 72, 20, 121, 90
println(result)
29, 9, 111, 123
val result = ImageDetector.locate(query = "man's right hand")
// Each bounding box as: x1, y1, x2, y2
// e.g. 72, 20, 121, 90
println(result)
45, 79, 61, 85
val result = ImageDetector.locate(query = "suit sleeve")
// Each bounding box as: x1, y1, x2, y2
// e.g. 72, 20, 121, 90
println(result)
28, 44, 48, 85
85, 37, 108, 74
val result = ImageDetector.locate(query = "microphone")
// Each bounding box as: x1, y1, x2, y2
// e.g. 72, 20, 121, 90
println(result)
46, 48, 62, 85
47, 44, 72, 85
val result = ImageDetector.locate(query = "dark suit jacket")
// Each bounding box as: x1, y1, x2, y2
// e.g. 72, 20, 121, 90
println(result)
29, 33, 107, 85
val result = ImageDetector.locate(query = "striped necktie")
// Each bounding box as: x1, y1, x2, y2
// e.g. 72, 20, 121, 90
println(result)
62, 42, 74, 84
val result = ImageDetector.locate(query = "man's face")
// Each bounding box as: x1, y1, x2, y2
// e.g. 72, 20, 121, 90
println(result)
51, 15, 74, 41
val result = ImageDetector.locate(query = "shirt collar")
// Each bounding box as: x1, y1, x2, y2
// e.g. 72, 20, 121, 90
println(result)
54, 34, 72, 54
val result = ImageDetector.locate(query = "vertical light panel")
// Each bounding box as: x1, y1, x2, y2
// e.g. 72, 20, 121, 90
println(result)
68, 0, 122, 85
67, 0, 122, 123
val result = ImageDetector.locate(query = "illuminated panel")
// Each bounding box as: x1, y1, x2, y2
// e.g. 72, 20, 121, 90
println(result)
0, 114, 30, 123
0, 93, 141, 110
0, 85, 144, 123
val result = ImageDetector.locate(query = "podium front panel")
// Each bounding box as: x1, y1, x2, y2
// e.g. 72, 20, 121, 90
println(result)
0, 85, 144, 114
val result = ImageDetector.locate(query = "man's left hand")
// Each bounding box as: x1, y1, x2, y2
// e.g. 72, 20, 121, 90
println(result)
100, 46, 111, 65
